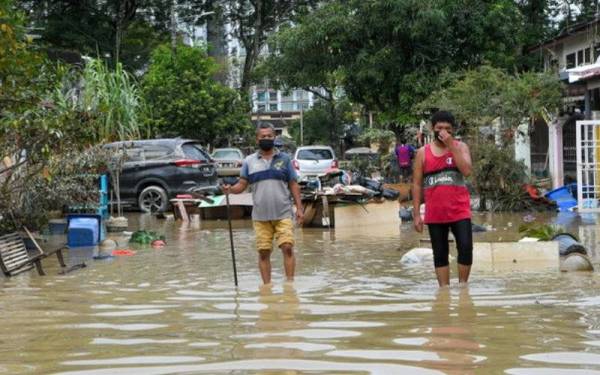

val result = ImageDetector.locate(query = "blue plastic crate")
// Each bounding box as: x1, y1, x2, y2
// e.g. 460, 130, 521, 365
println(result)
67, 214, 102, 247
545, 185, 577, 211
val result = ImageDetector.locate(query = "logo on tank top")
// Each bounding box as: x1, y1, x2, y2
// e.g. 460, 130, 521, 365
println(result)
446, 157, 453, 165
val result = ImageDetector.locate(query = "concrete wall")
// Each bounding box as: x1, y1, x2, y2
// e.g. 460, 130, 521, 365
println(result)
473, 241, 559, 272
515, 122, 531, 175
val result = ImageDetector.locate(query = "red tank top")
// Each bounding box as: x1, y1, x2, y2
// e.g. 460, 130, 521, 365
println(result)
423, 143, 471, 224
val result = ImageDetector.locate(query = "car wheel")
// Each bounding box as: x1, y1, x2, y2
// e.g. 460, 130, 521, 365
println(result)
138, 186, 168, 213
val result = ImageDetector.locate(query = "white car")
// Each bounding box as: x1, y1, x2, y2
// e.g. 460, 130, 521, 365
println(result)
292, 145, 338, 179
211, 148, 244, 176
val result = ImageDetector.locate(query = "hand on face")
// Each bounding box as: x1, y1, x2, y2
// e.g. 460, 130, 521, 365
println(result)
438, 129, 453, 146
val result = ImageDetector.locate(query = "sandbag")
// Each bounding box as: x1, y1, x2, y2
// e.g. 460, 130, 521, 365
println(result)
551, 233, 588, 257
560, 253, 594, 272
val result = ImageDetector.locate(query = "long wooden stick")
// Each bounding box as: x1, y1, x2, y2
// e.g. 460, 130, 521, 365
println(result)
225, 193, 238, 287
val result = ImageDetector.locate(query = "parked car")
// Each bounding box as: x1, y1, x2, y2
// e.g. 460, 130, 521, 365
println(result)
211, 148, 244, 176
104, 139, 218, 213
340, 147, 380, 169
292, 145, 338, 180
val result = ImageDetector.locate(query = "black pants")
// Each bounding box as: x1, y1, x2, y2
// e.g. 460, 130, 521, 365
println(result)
427, 219, 473, 268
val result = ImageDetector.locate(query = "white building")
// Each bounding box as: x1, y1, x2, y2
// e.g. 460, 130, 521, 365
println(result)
180, 15, 319, 137
529, 18, 600, 188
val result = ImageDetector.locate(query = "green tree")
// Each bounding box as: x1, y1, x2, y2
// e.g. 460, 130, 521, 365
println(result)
17, 0, 171, 71
420, 65, 563, 144
287, 101, 352, 147
262, 0, 524, 125
142, 44, 251, 145
225, 0, 319, 91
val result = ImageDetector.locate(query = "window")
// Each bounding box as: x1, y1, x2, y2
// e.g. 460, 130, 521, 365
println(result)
566, 53, 576, 69
182, 143, 209, 161
256, 91, 266, 102
143, 145, 173, 160
295, 90, 309, 100
124, 148, 144, 162
585, 48, 592, 64
281, 102, 294, 111
295, 102, 310, 110
297, 149, 334, 160
578, 50, 584, 66
257, 104, 266, 112
212, 150, 242, 160
269, 103, 278, 112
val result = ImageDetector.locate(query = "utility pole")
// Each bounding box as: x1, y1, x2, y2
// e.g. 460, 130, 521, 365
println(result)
300, 107, 304, 146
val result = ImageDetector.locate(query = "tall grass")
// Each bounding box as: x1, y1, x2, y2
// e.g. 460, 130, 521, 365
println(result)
58, 59, 149, 143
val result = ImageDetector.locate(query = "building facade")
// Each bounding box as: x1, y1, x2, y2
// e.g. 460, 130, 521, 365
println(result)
181, 15, 320, 138
530, 19, 600, 188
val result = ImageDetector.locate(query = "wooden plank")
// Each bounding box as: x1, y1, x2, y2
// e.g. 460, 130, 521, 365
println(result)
0, 240, 23, 249
4, 260, 29, 270
2, 253, 28, 264
303, 202, 317, 226
4, 256, 30, 270
22, 227, 44, 255
8, 263, 34, 276
1, 248, 27, 258
176, 200, 189, 222
0, 235, 24, 243
2, 248, 27, 260
1, 246, 26, 254
0, 244, 27, 254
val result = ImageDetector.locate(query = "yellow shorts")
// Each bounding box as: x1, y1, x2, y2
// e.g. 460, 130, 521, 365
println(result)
253, 219, 295, 252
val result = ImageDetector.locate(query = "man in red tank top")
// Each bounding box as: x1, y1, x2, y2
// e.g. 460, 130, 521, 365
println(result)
412, 111, 473, 287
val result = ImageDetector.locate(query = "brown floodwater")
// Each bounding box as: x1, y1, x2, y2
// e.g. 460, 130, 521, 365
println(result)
2, 208, 600, 375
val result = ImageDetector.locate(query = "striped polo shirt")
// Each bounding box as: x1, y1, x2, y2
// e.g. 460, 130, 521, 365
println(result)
240, 150, 298, 221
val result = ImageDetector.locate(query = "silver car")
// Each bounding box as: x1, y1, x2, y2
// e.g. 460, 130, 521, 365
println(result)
211, 148, 244, 176
292, 145, 338, 179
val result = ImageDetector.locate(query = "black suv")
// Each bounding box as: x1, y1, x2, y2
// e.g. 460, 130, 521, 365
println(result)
104, 139, 218, 213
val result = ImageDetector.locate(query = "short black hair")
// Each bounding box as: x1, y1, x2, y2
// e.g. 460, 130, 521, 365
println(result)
256, 122, 275, 134
430, 111, 456, 127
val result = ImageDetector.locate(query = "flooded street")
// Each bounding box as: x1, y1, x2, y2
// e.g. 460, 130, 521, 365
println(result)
2, 210, 600, 374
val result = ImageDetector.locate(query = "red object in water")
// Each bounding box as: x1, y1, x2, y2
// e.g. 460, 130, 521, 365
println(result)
151, 239, 166, 248
524, 184, 541, 199
112, 249, 136, 256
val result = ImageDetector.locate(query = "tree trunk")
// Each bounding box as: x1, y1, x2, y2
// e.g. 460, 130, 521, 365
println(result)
328, 101, 338, 154
240, 43, 255, 92
170, 0, 177, 50
240, 0, 263, 93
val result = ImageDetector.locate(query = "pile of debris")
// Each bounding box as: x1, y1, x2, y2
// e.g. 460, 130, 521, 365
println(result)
299, 168, 400, 202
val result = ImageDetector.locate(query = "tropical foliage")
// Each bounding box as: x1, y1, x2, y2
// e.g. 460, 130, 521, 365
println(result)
57, 59, 149, 142
420, 66, 564, 144
142, 44, 251, 145
263, 0, 525, 124
287, 100, 353, 148
518, 222, 565, 241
